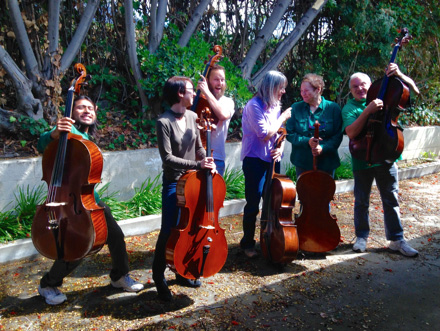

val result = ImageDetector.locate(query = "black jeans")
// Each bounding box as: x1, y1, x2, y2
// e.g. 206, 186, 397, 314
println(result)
40, 201, 129, 288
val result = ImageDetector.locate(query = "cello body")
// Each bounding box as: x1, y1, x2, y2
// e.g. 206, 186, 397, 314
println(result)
166, 108, 228, 279
260, 174, 298, 263
294, 121, 340, 253
32, 133, 107, 261
31, 63, 107, 262
165, 170, 227, 279
260, 128, 299, 264
295, 171, 340, 252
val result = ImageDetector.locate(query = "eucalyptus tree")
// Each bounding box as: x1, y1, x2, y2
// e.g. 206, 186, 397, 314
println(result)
1, 0, 100, 133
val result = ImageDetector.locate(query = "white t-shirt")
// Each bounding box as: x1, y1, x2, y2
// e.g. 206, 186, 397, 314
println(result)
212, 95, 235, 161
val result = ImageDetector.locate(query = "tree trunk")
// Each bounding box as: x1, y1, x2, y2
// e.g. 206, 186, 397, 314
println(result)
178, 0, 212, 48
124, 0, 149, 114
251, 0, 328, 88
42, 0, 62, 79
60, 0, 100, 72
238, 0, 291, 80
149, 0, 168, 53
0, 46, 42, 128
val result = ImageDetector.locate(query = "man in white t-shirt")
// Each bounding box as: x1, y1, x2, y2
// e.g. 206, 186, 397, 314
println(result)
197, 64, 235, 176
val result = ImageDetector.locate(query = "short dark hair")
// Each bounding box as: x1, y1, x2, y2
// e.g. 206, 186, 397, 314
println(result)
73, 95, 98, 138
162, 76, 193, 107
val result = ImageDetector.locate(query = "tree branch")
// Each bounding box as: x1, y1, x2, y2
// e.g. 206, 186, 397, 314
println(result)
60, 0, 100, 72
251, 0, 328, 87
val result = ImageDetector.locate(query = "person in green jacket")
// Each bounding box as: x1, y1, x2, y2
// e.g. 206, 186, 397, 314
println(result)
286, 73, 343, 178
36, 96, 144, 305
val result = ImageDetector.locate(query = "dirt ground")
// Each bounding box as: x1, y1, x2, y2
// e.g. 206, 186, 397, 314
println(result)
0, 173, 439, 331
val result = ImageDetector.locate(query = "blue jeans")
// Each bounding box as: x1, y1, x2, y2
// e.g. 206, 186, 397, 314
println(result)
353, 163, 403, 241
152, 176, 180, 280
214, 159, 226, 177
241, 157, 279, 250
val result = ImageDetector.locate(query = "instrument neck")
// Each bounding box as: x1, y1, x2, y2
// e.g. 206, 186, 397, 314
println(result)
378, 43, 401, 101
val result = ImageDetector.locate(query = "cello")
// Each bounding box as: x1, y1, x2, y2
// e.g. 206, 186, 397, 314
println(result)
349, 28, 412, 164
260, 128, 299, 264
294, 121, 341, 253
32, 63, 107, 261
166, 108, 228, 280
191, 45, 223, 147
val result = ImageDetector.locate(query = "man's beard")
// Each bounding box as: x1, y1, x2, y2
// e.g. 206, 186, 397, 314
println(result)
210, 86, 225, 100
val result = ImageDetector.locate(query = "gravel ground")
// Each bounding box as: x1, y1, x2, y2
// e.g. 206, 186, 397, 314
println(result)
0, 173, 439, 330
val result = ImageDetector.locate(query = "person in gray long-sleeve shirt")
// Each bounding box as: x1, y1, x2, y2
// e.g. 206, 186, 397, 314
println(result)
152, 76, 216, 301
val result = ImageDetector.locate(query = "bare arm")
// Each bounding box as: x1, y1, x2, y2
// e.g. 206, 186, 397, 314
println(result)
345, 100, 383, 139
197, 75, 232, 121
387, 63, 420, 95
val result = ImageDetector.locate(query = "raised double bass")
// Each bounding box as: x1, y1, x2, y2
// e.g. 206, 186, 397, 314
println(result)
166, 108, 228, 280
260, 128, 299, 264
349, 28, 412, 164
191, 45, 223, 147
294, 121, 340, 253
32, 64, 107, 261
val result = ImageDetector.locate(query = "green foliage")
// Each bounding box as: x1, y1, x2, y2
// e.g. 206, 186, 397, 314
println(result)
126, 174, 163, 217
223, 167, 245, 200
16, 116, 50, 138
86, 64, 128, 105
400, 104, 440, 127
99, 175, 163, 221
138, 24, 252, 109
285, 163, 297, 183
334, 157, 353, 180
0, 185, 46, 243
419, 151, 439, 160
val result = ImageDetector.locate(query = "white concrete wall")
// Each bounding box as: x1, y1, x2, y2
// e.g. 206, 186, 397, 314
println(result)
1, 126, 439, 210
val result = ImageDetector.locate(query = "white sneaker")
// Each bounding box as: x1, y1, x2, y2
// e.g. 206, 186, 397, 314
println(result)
111, 274, 144, 292
353, 237, 367, 252
38, 285, 67, 305
389, 239, 419, 257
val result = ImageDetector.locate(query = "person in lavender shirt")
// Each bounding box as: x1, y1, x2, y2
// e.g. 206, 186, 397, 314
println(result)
240, 70, 292, 258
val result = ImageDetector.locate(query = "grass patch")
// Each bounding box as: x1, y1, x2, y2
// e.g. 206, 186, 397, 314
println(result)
0, 184, 46, 243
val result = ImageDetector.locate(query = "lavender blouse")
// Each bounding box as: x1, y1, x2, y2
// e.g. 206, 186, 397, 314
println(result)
241, 96, 281, 163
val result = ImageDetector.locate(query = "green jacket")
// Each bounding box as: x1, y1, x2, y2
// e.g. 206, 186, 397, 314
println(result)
37, 126, 101, 202
286, 97, 343, 173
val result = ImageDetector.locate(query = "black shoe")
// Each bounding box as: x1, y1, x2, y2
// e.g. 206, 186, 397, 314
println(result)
176, 274, 201, 288
153, 277, 172, 301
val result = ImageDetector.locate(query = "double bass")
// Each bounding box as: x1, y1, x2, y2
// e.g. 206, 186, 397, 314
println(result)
349, 28, 412, 164
260, 128, 299, 264
191, 45, 223, 147
294, 121, 340, 253
32, 64, 107, 261
166, 108, 228, 280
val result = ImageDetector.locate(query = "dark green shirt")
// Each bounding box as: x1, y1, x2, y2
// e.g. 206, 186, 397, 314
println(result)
286, 97, 343, 172
37, 126, 101, 202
